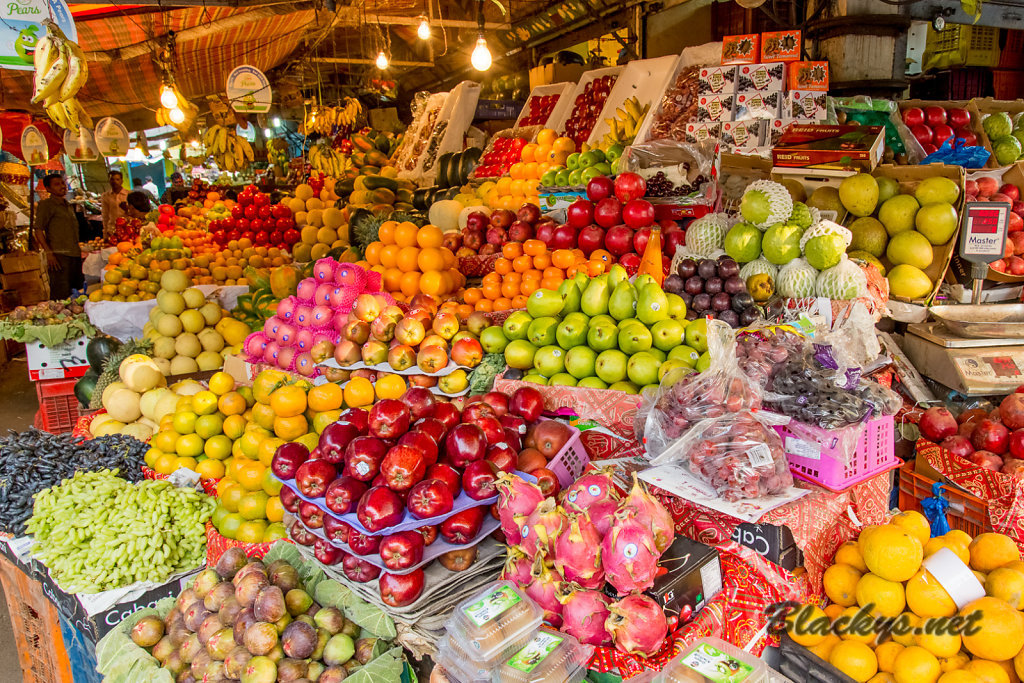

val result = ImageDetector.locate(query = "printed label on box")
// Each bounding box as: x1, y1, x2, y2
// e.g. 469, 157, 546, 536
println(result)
722, 34, 760, 66
735, 91, 781, 120
697, 95, 734, 122
737, 62, 786, 92
722, 120, 763, 148
699, 66, 737, 94
766, 119, 796, 146
463, 585, 521, 627
681, 643, 757, 682
685, 122, 722, 143
761, 30, 802, 62
507, 631, 563, 672
787, 90, 827, 120
788, 61, 829, 91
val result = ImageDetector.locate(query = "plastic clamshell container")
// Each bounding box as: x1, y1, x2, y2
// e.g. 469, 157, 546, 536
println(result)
435, 633, 533, 683
491, 627, 592, 683
654, 637, 769, 683
445, 581, 544, 662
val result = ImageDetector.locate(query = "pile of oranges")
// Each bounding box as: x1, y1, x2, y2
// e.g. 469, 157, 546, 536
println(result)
463, 240, 612, 312
360, 221, 465, 302
483, 129, 576, 210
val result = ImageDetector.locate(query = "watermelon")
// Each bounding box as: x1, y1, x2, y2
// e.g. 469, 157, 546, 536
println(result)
74, 369, 99, 407
86, 336, 121, 372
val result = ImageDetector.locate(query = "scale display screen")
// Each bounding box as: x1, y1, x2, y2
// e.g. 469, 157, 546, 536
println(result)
959, 202, 1011, 263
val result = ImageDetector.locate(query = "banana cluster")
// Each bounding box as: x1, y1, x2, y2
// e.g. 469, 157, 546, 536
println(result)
203, 124, 254, 172
601, 96, 650, 148
308, 143, 350, 177
31, 19, 91, 135
154, 87, 199, 133
302, 97, 363, 136
267, 138, 290, 168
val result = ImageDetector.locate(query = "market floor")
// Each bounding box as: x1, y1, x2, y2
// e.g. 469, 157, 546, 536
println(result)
0, 356, 42, 682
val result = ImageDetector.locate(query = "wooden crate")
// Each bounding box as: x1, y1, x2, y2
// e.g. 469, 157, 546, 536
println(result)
0, 252, 43, 274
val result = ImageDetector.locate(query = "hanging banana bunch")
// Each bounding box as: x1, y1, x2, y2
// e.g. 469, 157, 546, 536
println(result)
202, 124, 255, 173
267, 138, 290, 168
300, 97, 364, 136
32, 19, 91, 135
308, 142, 350, 178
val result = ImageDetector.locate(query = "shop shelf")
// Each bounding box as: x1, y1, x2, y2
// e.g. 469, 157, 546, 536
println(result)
897, 459, 990, 538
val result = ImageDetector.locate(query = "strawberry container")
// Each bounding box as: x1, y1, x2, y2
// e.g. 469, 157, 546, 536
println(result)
490, 627, 592, 683
772, 413, 898, 492
444, 581, 544, 663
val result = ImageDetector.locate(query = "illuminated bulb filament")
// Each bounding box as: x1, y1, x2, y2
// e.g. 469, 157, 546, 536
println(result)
160, 85, 178, 110
376, 51, 389, 69
471, 37, 491, 71
168, 107, 185, 124
417, 18, 431, 40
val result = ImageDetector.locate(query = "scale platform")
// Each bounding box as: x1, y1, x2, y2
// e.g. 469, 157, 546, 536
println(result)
905, 322, 1024, 396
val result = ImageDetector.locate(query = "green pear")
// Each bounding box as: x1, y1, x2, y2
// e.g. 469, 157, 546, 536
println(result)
659, 359, 689, 381
588, 314, 616, 328
606, 264, 628, 289
523, 373, 548, 385
668, 344, 700, 367
684, 318, 709, 353
608, 380, 639, 394
617, 317, 639, 330
618, 323, 653, 354
580, 275, 610, 317
634, 274, 657, 291
527, 289, 564, 318
627, 352, 661, 386
549, 373, 577, 386
651, 319, 685, 352
504, 339, 537, 369
565, 346, 598, 379
572, 271, 589, 290
636, 284, 670, 326
608, 281, 637, 321
502, 311, 533, 341
533, 345, 566, 377
558, 281, 582, 314
556, 315, 588, 349
647, 347, 667, 363
695, 351, 711, 372
666, 292, 688, 319
577, 376, 608, 389
527, 317, 559, 347
595, 349, 629, 384
587, 323, 618, 352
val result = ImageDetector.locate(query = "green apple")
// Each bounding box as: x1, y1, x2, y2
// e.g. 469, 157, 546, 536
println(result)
555, 170, 572, 186
605, 144, 624, 162
540, 170, 558, 186
568, 169, 584, 186
566, 152, 581, 170
581, 167, 604, 183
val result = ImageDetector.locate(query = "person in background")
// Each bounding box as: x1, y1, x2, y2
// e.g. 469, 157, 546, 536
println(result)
142, 176, 159, 201
161, 172, 188, 204
100, 170, 128, 237
126, 191, 161, 245
34, 174, 83, 299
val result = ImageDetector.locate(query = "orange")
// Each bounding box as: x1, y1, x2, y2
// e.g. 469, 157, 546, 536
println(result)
482, 281, 502, 300
394, 222, 419, 248
238, 491, 269, 520
552, 250, 574, 269
494, 297, 512, 311
235, 460, 268, 492
543, 266, 564, 280
236, 520, 268, 544
265, 496, 284, 523
511, 295, 528, 309
523, 164, 539, 181
456, 303, 474, 320
523, 239, 546, 257
220, 483, 245, 512
541, 276, 563, 291
591, 249, 613, 264
364, 242, 383, 265
824, 563, 862, 607
463, 288, 483, 304
273, 414, 308, 441
383, 267, 404, 292
520, 279, 539, 296
441, 247, 456, 269
512, 255, 532, 273
892, 646, 939, 683
416, 224, 443, 248
502, 242, 523, 259
482, 271, 501, 286
378, 221, 397, 244
375, 374, 407, 400
218, 392, 247, 416
969, 533, 1021, 573
419, 271, 444, 297
861, 525, 923, 582
397, 246, 420, 272
587, 260, 605, 276
785, 604, 830, 647
475, 299, 494, 312
509, 162, 526, 180
536, 128, 557, 146
418, 247, 445, 272
510, 179, 526, 196
501, 280, 520, 299
553, 136, 575, 154
379, 244, 400, 268
307, 383, 344, 412
344, 377, 374, 407
494, 257, 513, 275
400, 270, 421, 297
831, 641, 878, 682
269, 384, 307, 418
532, 253, 551, 269
960, 596, 1024, 661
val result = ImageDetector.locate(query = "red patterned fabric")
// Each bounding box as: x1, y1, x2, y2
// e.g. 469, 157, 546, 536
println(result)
459, 254, 499, 277
918, 438, 1024, 550
205, 521, 280, 566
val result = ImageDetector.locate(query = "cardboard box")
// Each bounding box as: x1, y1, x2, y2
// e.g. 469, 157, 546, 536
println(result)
528, 62, 587, 90
685, 122, 722, 143
0, 251, 43, 274
722, 34, 760, 66
643, 536, 722, 625
766, 118, 797, 146
733, 523, 803, 570
1, 269, 45, 290
735, 90, 783, 120
696, 94, 734, 122
25, 336, 90, 381
772, 124, 885, 171
761, 30, 802, 62
698, 66, 737, 94
787, 90, 828, 120
788, 61, 830, 91
736, 62, 787, 93
722, 120, 765, 149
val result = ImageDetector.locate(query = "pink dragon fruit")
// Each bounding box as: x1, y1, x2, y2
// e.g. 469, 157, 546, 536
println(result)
523, 499, 565, 562
619, 473, 675, 553
500, 547, 533, 587
605, 594, 668, 657
553, 512, 604, 589
496, 473, 545, 545
557, 584, 611, 646
561, 466, 619, 513
588, 497, 621, 538
525, 555, 564, 628
602, 511, 660, 594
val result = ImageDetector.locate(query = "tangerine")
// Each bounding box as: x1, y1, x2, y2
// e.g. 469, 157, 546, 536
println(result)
378, 221, 397, 244
307, 383, 344, 412
344, 377, 374, 407
269, 384, 307, 417
397, 246, 420, 272
416, 225, 443, 248
394, 222, 419, 247
523, 239, 546, 256
400, 271, 421, 297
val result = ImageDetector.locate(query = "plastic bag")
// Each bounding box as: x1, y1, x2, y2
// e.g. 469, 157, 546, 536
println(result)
829, 96, 909, 158
856, 380, 902, 416
654, 409, 793, 501
621, 139, 717, 201
921, 135, 991, 169
736, 323, 809, 385
636, 320, 762, 459
765, 349, 872, 429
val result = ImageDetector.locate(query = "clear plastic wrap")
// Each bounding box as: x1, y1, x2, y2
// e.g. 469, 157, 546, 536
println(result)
765, 349, 872, 429
735, 323, 809, 386
621, 139, 718, 201
856, 380, 902, 416
647, 65, 703, 142
654, 409, 793, 502
637, 320, 762, 459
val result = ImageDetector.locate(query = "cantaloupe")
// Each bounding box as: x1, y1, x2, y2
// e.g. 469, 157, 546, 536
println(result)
102, 381, 128, 406
140, 388, 174, 421
120, 355, 164, 392
121, 422, 153, 441
92, 418, 126, 437
106, 388, 141, 423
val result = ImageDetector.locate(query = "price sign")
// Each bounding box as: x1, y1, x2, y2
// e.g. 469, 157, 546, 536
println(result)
960, 202, 1011, 263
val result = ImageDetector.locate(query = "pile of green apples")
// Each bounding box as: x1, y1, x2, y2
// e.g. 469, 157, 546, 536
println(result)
478, 264, 709, 393
539, 145, 623, 189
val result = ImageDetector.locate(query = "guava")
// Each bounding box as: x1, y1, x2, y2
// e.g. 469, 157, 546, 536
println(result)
804, 233, 847, 270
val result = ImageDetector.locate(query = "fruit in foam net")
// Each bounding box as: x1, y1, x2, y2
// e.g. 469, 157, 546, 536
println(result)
740, 180, 794, 228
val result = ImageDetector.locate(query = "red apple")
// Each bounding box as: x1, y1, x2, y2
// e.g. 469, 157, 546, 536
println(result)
476, 416, 505, 445
346, 529, 381, 555
535, 221, 555, 245
343, 436, 388, 482
517, 203, 542, 225
919, 406, 958, 443
425, 463, 461, 498
356, 486, 405, 532
1010, 213, 1024, 234
480, 392, 509, 417
445, 423, 487, 468
380, 445, 426, 492
338, 407, 369, 433
294, 459, 336, 498
490, 209, 515, 229
414, 417, 447, 446
932, 124, 955, 146
298, 500, 324, 529
911, 124, 933, 146
368, 399, 411, 440
313, 538, 343, 565
947, 107, 971, 128
465, 211, 489, 231
461, 401, 495, 423
342, 554, 380, 582
956, 128, 978, 146
509, 386, 544, 422
486, 442, 518, 473
440, 506, 485, 544
378, 531, 424, 571
317, 422, 360, 465
977, 176, 999, 198
462, 460, 500, 500
433, 402, 461, 432
903, 107, 925, 127
401, 387, 436, 420
323, 515, 353, 545
1002, 184, 1021, 202
398, 430, 439, 466
508, 220, 533, 243
925, 106, 947, 127
406, 478, 454, 519
280, 486, 299, 513
271, 442, 310, 479
633, 227, 652, 255
324, 476, 368, 515
379, 569, 424, 607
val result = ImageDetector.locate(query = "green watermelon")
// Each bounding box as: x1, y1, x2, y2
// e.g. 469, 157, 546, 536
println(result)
86, 336, 121, 372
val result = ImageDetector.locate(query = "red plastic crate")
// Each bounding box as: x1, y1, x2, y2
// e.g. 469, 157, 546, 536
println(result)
34, 378, 88, 434
994, 69, 1024, 100
999, 30, 1024, 69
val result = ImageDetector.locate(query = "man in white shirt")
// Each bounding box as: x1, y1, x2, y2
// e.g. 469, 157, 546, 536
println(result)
142, 176, 159, 201
100, 170, 128, 237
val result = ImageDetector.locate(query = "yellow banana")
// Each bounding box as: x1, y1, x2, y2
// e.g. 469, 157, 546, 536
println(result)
73, 99, 93, 129
233, 138, 244, 168
58, 42, 87, 101
45, 101, 68, 129
216, 126, 228, 154
61, 100, 79, 133
32, 42, 68, 104
34, 35, 55, 74
240, 137, 254, 162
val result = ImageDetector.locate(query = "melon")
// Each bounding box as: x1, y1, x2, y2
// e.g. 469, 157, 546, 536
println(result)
106, 388, 142, 423
92, 418, 126, 437
170, 356, 200, 375
154, 391, 179, 420
429, 200, 464, 232
153, 357, 171, 376
121, 422, 153, 442
171, 379, 204, 396
119, 355, 164, 392
196, 351, 224, 371
88, 412, 118, 437
140, 388, 174, 422
101, 381, 128, 406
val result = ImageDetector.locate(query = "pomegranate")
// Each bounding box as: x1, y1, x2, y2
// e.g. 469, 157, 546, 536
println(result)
919, 407, 958, 443
971, 418, 1009, 455
1000, 393, 1024, 430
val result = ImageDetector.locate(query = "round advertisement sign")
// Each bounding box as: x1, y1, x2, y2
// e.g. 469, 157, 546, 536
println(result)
63, 127, 97, 162
95, 117, 129, 157
226, 64, 272, 114
20, 124, 48, 165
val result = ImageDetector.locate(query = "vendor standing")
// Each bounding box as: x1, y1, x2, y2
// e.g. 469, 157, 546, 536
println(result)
34, 174, 83, 300
100, 170, 128, 237
161, 172, 189, 204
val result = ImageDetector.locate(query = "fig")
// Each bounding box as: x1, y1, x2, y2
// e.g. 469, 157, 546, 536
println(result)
285, 588, 313, 616
218, 595, 243, 627
215, 547, 248, 580
175, 588, 197, 614
166, 607, 185, 632
266, 644, 285, 663
204, 582, 236, 612
318, 666, 350, 683
183, 601, 211, 632
243, 622, 279, 656
242, 655, 278, 683
282, 620, 317, 659
313, 607, 345, 635
273, 612, 293, 634
167, 623, 189, 648
164, 651, 185, 677
341, 619, 359, 638
202, 659, 226, 681
323, 633, 355, 666
354, 637, 378, 664
179, 633, 203, 664
294, 614, 315, 628
199, 613, 223, 646
254, 585, 288, 622
277, 658, 309, 682
235, 572, 270, 608
192, 568, 222, 599
232, 561, 266, 587
267, 561, 301, 592
190, 650, 212, 679
130, 615, 165, 647
152, 635, 175, 663
233, 607, 256, 645
306, 662, 326, 681
311, 627, 330, 660
207, 627, 236, 660
224, 646, 251, 679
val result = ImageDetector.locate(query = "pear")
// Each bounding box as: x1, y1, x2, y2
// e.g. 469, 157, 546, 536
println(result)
608, 281, 637, 321
580, 275, 610, 317
636, 284, 670, 326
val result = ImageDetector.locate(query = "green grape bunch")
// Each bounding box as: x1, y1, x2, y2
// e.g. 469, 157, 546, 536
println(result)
26, 469, 215, 594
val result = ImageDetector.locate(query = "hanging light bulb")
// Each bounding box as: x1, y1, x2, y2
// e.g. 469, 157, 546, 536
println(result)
126, 145, 145, 161
376, 50, 389, 70
471, 35, 491, 71
272, 117, 281, 127
263, 128, 272, 137
168, 107, 185, 124
417, 16, 431, 40
160, 85, 178, 110
190, 139, 200, 149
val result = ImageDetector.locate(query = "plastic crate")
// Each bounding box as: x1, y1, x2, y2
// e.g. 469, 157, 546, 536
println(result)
773, 415, 899, 492
999, 29, 1024, 68
897, 459, 990, 537
924, 24, 1000, 69
994, 69, 1024, 100
35, 378, 88, 434
778, 633, 857, 683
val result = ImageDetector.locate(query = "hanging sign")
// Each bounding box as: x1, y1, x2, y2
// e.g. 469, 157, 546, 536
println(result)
21, 124, 48, 165
1, 0, 77, 71
226, 64, 272, 114
95, 117, 129, 157
63, 127, 97, 162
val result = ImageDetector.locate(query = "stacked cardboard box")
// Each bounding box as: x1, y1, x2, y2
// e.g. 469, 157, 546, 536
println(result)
0, 251, 48, 305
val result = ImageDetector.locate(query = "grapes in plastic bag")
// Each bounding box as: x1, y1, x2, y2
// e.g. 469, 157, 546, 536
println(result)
856, 380, 902, 416
684, 213, 730, 257
736, 324, 808, 385
816, 255, 868, 300
766, 350, 872, 429
777, 257, 818, 298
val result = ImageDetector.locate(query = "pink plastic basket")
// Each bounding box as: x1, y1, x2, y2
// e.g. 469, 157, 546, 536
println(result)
772, 414, 898, 492
540, 418, 591, 487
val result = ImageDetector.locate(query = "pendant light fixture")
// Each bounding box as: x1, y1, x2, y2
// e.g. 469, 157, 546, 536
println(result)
470, 0, 491, 71
417, 15, 431, 40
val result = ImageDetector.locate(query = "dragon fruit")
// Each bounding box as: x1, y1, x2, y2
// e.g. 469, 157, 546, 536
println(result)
497, 473, 545, 545
588, 497, 621, 538
561, 466, 619, 514
525, 555, 564, 628
500, 547, 533, 587
602, 511, 660, 595
618, 473, 675, 553
522, 498, 565, 561
557, 584, 611, 646
553, 513, 604, 589
605, 594, 668, 657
